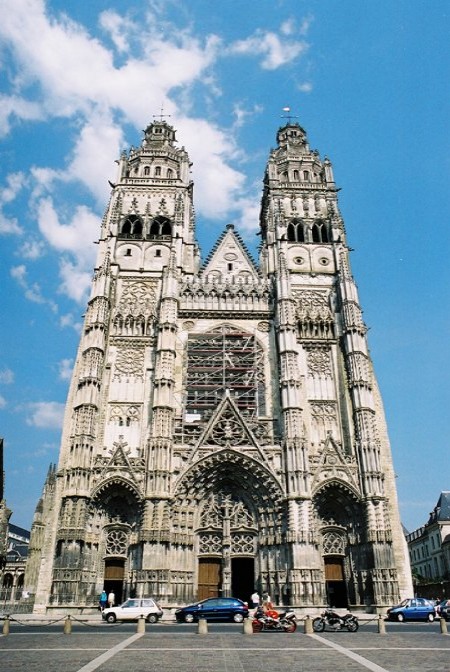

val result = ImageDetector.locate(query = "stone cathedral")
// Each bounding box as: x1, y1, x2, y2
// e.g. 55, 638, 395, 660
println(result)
26, 118, 412, 614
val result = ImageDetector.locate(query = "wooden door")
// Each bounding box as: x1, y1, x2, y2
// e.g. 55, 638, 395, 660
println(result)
324, 557, 344, 581
198, 559, 221, 600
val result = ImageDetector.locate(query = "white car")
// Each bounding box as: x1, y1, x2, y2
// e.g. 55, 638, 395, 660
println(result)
102, 597, 163, 623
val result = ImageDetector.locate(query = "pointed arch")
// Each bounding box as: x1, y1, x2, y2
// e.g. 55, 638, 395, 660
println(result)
149, 215, 172, 238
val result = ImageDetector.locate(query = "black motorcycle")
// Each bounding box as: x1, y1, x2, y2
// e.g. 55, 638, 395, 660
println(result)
252, 607, 297, 633
312, 608, 359, 632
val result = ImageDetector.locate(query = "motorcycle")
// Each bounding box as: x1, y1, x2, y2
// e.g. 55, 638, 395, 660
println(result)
252, 606, 297, 633
312, 608, 359, 632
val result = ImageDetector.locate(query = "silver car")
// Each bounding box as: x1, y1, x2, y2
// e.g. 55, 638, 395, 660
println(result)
102, 597, 163, 623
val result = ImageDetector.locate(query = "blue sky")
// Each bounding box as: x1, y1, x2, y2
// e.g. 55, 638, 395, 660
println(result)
0, 0, 449, 533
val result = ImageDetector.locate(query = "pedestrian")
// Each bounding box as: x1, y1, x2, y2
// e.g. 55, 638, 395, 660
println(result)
251, 590, 260, 608
99, 589, 107, 610
107, 590, 115, 608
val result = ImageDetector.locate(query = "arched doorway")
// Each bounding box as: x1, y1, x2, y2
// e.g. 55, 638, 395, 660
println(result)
324, 555, 347, 608
313, 482, 364, 608
104, 557, 125, 605
197, 493, 256, 603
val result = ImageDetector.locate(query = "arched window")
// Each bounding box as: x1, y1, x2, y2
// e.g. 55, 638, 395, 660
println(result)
293, 169, 299, 181
149, 216, 172, 238
311, 219, 329, 243
167, 168, 173, 179
154, 166, 161, 176
287, 219, 305, 242
143, 166, 150, 176
303, 170, 310, 181
120, 215, 143, 238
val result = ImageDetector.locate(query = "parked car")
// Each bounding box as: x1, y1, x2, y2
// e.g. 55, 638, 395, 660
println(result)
386, 597, 436, 622
436, 599, 450, 620
175, 597, 249, 623
102, 597, 163, 623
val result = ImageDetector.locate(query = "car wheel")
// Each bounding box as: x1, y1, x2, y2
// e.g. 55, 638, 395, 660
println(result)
106, 613, 116, 623
397, 613, 404, 622
146, 614, 158, 624
184, 613, 195, 623
233, 613, 244, 623
427, 613, 435, 622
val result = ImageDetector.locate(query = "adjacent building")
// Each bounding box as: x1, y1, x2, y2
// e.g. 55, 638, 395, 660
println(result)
25, 118, 412, 613
406, 492, 450, 582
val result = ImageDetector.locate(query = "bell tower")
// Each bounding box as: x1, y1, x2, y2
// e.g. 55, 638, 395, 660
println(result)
259, 121, 412, 607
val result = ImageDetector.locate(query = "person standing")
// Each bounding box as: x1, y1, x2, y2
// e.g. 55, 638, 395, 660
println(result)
99, 589, 107, 610
107, 590, 115, 608
251, 591, 260, 608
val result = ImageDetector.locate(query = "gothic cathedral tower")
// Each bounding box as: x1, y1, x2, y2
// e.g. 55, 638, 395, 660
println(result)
26, 119, 412, 613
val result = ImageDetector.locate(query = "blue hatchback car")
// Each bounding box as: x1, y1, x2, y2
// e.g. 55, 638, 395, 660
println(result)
175, 597, 249, 623
386, 598, 436, 622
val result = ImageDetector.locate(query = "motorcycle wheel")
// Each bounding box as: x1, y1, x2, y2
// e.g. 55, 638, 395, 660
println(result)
346, 619, 359, 632
283, 620, 297, 633
252, 620, 263, 633
312, 618, 325, 632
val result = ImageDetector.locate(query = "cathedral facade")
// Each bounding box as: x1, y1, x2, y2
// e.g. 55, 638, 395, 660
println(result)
26, 119, 412, 613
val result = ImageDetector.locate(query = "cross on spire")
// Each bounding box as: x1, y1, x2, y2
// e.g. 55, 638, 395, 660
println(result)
281, 106, 298, 124
153, 104, 171, 122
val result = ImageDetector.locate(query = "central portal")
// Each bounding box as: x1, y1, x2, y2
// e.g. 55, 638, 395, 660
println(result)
198, 559, 221, 600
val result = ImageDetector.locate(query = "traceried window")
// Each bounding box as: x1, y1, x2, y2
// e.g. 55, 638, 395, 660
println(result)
311, 219, 330, 243
287, 218, 305, 242
185, 327, 266, 418
149, 216, 172, 238
119, 215, 143, 238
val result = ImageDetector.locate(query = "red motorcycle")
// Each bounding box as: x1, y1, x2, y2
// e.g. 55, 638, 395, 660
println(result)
252, 606, 297, 633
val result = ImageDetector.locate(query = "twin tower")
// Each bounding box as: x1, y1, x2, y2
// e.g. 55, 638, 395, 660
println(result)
25, 119, 412, 612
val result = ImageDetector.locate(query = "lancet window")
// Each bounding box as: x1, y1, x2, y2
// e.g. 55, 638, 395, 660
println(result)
119, 215, 143, 238
287, 219, 305, 242
149, 216, 172, 239
311, 219, 330, 243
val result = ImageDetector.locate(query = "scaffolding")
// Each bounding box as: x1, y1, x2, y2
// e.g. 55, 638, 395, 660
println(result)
185, 329, 266, 418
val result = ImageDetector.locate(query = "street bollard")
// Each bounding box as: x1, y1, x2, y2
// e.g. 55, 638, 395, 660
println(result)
2, 616, 10, 636
137, 615, 146, 633
197, 617, 208, 634
243, 617, 253, 635
304, 615, 313, 634
377, 614, 386, 634
440, 617, 448, 635
63, 615, 72, 635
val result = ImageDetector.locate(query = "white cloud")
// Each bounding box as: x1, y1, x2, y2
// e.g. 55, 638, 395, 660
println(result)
99, 10, 135, 54
58, 358, 73, 381
0, 395, 6, 409
297, 82, 313, 93
59, 258, 93, 303
1, 172, 26, 204
26, 401, 65, 429
60, 313, 82, 332
229, 28, 308, 70
20, 239, 46, 259
10, 264, 58, 311
0, 368, 14, 384
0, 212, 22, 235
0, 172, 26, 235
177, 116, 246, 219
0, 95, 43, 136
36, 197, 98, 264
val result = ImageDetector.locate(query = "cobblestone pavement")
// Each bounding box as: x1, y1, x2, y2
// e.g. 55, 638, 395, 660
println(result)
1, 626, 449, 672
